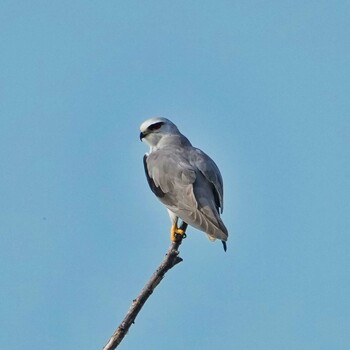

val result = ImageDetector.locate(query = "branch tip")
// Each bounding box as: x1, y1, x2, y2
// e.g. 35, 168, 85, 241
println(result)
102, 238, 185, 350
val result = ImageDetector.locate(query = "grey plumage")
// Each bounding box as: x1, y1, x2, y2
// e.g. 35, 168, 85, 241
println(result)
140, 117, 228, 250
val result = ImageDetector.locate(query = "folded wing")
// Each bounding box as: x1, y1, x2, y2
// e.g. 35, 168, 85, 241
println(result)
143, 147, 228, 241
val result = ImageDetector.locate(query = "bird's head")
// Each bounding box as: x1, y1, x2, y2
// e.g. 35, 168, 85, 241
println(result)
139, 117, 180, 150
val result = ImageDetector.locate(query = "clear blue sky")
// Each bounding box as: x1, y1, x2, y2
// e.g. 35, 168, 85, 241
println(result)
1, 1, 349, 349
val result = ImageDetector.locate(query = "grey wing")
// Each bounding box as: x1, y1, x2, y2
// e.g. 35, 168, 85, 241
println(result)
144, 147, 228, 243
189, 148, 224, 213
143, 150, 197, 208
143, 154, 165, 198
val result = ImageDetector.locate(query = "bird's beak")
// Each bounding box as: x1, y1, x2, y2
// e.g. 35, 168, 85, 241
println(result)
140, 131, 145, 141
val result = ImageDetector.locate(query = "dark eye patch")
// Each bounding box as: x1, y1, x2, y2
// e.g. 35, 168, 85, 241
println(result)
148, 122, 164, 131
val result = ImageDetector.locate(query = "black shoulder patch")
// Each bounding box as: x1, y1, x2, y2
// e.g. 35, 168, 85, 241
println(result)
211, 183, 221, 214
143, 154, 165, 198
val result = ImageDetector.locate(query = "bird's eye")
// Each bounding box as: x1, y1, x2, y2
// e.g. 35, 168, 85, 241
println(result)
148, 122, 164, 131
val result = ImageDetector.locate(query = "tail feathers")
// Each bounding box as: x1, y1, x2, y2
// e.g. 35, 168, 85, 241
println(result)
206, 235, 227, 252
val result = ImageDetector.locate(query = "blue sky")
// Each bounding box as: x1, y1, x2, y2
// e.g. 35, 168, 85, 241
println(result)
1, 1, 349, 349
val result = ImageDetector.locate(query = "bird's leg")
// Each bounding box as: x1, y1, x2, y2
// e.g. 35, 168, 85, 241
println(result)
170, 219, 187, 242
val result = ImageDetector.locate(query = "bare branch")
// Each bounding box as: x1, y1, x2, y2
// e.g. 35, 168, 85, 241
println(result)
102, 224, 187, 350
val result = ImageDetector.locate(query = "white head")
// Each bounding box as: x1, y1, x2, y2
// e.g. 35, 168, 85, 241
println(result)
139, 117, 181, 150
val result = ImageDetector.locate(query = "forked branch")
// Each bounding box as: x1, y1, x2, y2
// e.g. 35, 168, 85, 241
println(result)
102, 223, 187, 350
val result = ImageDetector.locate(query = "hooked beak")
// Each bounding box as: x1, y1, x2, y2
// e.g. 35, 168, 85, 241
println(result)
139, 131, 145, 141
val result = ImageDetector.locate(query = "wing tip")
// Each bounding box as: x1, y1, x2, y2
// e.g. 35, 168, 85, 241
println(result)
221, 240, 227, 252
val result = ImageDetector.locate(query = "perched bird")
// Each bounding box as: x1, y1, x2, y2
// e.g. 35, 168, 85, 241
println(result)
140, 117, 228, 251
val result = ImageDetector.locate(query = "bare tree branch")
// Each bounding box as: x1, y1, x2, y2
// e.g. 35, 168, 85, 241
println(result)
102, 223, 187, 350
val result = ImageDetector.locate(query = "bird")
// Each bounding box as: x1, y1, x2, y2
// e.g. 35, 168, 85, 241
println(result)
140, 117, 228, 251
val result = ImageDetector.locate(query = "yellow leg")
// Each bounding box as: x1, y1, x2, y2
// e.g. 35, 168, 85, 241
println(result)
170, 224, 186, 242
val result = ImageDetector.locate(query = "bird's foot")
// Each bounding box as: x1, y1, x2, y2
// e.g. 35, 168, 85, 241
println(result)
171, 224, 187, 242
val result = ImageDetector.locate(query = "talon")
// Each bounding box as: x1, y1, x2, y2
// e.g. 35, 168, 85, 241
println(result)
171, 224, 187, 242
175, 232, 187, 240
